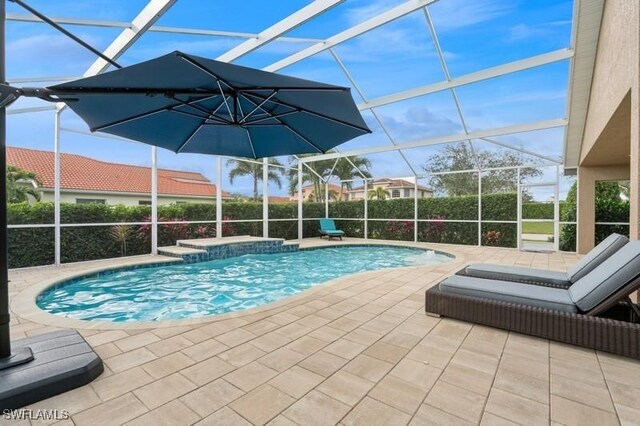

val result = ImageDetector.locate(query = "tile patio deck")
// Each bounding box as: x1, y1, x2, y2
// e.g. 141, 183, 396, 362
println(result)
6, 238, 640, 425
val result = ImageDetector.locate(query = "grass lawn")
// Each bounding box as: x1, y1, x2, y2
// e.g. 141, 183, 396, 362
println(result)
522, 222, 554, 234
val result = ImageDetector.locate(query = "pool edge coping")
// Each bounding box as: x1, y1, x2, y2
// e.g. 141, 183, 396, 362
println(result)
11, 240, 468, 331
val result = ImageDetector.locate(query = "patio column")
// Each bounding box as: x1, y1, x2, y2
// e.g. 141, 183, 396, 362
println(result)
630, 86, 640, 241
414, 180, 418, 242
298, 161, 303, 240
151, 146, 157, 255
263, 157, 268, 238
54, 108, 61, 265
364, 179, 368, 239
216, 156, 222, 239
577, 165, 630, 253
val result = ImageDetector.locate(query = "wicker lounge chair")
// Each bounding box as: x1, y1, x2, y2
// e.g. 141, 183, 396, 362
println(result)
319, 218, 345, 240
425, 241, 640, 359
457, 233, 629, 288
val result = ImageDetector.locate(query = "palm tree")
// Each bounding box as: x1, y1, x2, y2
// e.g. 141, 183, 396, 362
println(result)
332, 156, 371, 200
287, 155, 335, 201
227, 158, 285, 201
6, 165, 42, 203
368, 186, 390, 200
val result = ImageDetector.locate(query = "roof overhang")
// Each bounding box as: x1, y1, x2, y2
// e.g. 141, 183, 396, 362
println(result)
563, 0, 605, 172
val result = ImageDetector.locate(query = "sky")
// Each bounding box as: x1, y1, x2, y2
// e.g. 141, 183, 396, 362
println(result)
5, 0, 575, 199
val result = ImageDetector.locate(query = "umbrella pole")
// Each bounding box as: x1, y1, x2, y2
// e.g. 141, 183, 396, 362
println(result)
0, 0, 34, 369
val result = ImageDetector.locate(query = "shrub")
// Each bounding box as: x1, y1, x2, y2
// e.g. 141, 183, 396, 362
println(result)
8, 192, 560, 268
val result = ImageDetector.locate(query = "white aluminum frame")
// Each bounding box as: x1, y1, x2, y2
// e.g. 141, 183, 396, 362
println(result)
5, 0, 586, 267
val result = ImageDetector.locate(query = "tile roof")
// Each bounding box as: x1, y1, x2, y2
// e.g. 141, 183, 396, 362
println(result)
7, 147, 226, 198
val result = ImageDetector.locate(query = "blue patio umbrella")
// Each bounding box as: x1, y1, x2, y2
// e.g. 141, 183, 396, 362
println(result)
37, 51, 371, 159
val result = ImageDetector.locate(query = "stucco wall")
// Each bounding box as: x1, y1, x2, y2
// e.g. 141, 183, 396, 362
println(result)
579, 0, 640, 244
39, 191, 215, 206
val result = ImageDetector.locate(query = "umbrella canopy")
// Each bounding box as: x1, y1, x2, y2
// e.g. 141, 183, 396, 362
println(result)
48, 51, 371, 159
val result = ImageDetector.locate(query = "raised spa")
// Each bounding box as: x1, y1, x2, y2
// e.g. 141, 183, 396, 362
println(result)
37, 245, 452, 322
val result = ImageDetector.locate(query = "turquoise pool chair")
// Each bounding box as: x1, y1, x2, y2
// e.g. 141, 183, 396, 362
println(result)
319, 218, 345, 240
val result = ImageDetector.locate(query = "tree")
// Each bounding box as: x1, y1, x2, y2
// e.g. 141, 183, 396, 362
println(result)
6, 165, 42, 203
227, 158, 285, 201
333, 157, 372, 200
422, 144, 542, 197
368, 186, 390, 200
288, 154, 372, 202
287, 155, 335, 202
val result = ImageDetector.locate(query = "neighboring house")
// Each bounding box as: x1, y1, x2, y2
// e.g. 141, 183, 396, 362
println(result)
346, 178, 433, 200
7, 147, 231, 206
292, 183, 343, 202
269, 196, 294, 203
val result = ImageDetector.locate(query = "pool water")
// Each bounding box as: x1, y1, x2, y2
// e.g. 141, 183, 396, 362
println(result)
37, 245, 452, 322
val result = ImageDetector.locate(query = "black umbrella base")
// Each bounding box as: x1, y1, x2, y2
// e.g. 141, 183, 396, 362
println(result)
0, 330, 104, 410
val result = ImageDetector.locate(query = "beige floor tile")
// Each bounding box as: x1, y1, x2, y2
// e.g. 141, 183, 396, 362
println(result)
269, 366, 325, 398
219, 342, 267, 367
551, 373, 615, 413
181, 356, 236, 386
600, 361, 640, 388
216, 328, 257, 348
343, 327, 382, 346
114, 332, 161, 352
181, 338, 229, 362
93, 342, 122, 360
607, 379, 640, 408
616, 403, 640, 426
147, 335, 193, 357
317, 370, 374, 405
410, 404, 474, 426
450, 348, 500, 376
363, 341, 409, 364
342, 396, 412, 426
229, 384, 295, 426
389, 357, 441, 391
441, 362, 495, 397
485, 388, 549, 426
550, 395, 619, 426
258, 347, 306, 372
224, 362, 279, 392
250, 331, 291, 352
551, 357, 606, 387
380, 330, 422, 349
142, 351, 195, 380
369, 375, 428, 414
480, 412, 520, 425
285, 335, 327, 356
73, 393, 147, 426
299, 350, 349, 377
499, 352, 549, 381
180, 379, 244, 418
195, 407, 251, 426
85, 330, 129, 347
91, 367, 154, 401
125, 400, 200, 426
105, 347, 157, 373
343, 354, 395, 382
425, 381, 486, 423
133, 372, 197, 410
493, 368, 549, 404
307, 326, 347, 343
282, 390, 350, 426
25, 385, 101, 417
324, 338, 367, 360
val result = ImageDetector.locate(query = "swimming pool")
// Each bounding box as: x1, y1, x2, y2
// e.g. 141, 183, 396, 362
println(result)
37, 245, 452, 322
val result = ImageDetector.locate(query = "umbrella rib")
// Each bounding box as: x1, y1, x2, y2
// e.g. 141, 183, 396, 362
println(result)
170, 108, 227, 124
245, 129, 257, 159
244, 110, 299, 125
176, 123, 205, 153
239, 91, 277, 124
92, 94, 221, 132
240, 94, 323, 153
243, 91, 371, 134
170, 95, 232, 124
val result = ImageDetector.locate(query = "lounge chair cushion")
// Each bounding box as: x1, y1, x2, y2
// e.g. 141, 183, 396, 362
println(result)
462, 264, 570, 287
439, 275, 578, 313
320, 229, 345, 236
566, 233, 629, 283
569, 241, 640, 311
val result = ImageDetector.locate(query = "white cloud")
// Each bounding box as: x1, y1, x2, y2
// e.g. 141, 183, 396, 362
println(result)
508, 20, 572, 42
429, 0, 515, 31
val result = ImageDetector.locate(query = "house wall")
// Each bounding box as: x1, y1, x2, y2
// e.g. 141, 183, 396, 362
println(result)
39, 190, 215, 206
578, 0, 640, 251
348, 187, 432, 200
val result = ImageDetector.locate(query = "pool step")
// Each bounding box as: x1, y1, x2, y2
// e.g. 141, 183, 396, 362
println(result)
158, 236, 301, 263
157, 245, 208, 263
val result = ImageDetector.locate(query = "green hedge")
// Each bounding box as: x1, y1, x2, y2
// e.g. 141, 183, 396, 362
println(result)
8, 193, 566, 268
